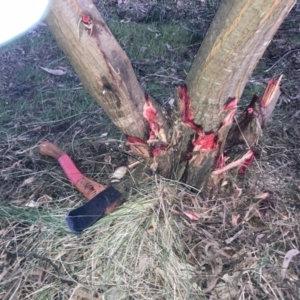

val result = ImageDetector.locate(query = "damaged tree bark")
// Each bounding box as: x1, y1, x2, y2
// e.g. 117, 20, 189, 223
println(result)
46, 1, 168, 150
46, 0, 295, 195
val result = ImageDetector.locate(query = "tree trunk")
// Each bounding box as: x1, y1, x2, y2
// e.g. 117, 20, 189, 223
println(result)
176, 0, 296, 192
46, 0, 169, 158
46, 0, 295, 193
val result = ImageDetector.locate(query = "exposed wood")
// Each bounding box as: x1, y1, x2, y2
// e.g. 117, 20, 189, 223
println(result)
227, 76, 282, 149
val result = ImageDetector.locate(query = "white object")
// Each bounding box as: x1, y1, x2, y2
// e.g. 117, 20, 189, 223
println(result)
110, 166, 127, 179
0, 0, 50, 46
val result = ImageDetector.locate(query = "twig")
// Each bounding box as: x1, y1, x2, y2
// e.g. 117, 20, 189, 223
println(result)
225, 228, 245, 244
264, 48, 300, 72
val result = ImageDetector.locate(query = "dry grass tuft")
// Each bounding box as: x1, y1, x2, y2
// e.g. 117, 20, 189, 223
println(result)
0, 179, 205, 299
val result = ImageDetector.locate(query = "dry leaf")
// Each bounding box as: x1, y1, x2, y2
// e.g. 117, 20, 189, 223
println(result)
147, 27, 159, 33
281, 249, 300, 280
36, 194, 53, 204
21, 176, 35, 186
255, 192, 270, 199
150, 161, 158, 172
110, 166, 127, 179
166, 43, 174, 51
231, 214, 240, 227
255, 234, 266, 246
128, 161, 140, 169
25, 200, 39, 208
183, 211, 199, 221
10, 198, 26, 205
40, 66, 67, 76
232, 184, 242, 200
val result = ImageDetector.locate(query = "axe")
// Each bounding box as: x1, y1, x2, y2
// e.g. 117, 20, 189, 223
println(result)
39, 141, 122, 232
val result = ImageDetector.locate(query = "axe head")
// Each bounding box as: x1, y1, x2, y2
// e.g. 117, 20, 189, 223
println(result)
66, 186, 122, 232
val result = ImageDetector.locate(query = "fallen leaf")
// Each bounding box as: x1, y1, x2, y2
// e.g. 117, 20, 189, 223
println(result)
10, 198, 26, 205
36, 194, 53, 204
231, 214, 240, 227
147, 27, 159, 33
255, 234, 266, 246
232, 184, 242, 200
183, 211, 199, 221
211, 272, 241, 299
150, 161, 158, 172
281, 249, 300, 280
255, 192, 270, 199
40, 66, 67, 76
128, 161, 140, 169
166, 43, 174, 51
25, 200, 39, 208
243, 203, 260, 221
258, 191, 275, 217
21, 176, 35, 186
110, 166, 127, 179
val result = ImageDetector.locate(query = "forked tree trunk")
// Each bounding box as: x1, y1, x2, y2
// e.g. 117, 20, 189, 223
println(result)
46, 0, 295, 194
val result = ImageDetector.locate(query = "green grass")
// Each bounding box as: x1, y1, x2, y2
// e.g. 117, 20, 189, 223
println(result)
108, 21, 190, 61
107, 20, 194, 100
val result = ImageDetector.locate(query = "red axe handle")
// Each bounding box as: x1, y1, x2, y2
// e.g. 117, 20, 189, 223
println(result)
39, 141, 106, 201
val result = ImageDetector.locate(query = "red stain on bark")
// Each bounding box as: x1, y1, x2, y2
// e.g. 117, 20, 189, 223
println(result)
224, 97, 238, 111
143, 95, 161, 138
127, 136, 147, 145
178, 84, 194, 124
178, 84, 201, 133
215, 153, 229, 170
140, 94, 167, 156
82, 14, 91, 23
222, 109, 237, 126
178, 84, 218, 150
261, 76, 282, 108
247, 107, 254, 114
152, 146, 166, 156
222, 97, 237, 126
193, 133, 217, 150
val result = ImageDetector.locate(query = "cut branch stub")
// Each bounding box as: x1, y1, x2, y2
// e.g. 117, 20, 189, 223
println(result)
227, 76, 282, 149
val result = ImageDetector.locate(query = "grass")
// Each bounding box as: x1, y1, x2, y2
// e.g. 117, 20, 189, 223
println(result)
107, 20, 194, 100
1, 0, 300, 299
0, 180, 205, 299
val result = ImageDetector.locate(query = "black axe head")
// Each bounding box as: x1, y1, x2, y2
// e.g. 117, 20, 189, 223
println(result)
66, 186, 122, 232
